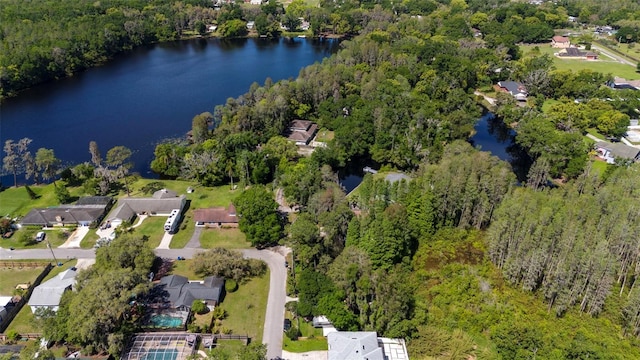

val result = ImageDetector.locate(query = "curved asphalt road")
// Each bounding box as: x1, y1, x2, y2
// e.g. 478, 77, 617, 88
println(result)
0, 246, 286, 359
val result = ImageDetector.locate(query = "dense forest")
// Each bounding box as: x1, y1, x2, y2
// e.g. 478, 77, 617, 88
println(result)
7, 0, 640, 358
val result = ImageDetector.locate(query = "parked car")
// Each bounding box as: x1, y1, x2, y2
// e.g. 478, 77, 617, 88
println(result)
35, 231, 46, 242
284, 319, 292, 332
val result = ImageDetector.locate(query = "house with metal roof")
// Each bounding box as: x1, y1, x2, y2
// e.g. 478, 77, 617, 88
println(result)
595, 141, 640, 164
328, 331, 409, 360
28, 269, 77, 313
497, 81, 528, 101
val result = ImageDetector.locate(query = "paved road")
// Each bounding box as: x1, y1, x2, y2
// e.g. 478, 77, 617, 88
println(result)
0, 246, 287, 359
242, 249, 287, 360
592, 44, 636, 66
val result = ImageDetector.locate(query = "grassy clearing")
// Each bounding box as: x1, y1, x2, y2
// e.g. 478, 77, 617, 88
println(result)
168, 213, 195, 249
126, 179, 239, 209
80, 230, 100, 249
203, 340, 246, 353
2, 228, 70, 250
282, 317, 328, 352
586, 128, 606, 140
314, 129, 334, 142
520, 44, 639, 79
3, 262, 76, 334
590, 159, 610, 177
0, 184, 60, 218
220, 271, 269, 342
200, 228, 250, 249
131, 216, 166, 249
0, 266, 47, 295
170, 259, 200, 280
283, 336, 328, 352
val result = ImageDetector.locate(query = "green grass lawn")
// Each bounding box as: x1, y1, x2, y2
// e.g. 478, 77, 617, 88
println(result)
2, 228, 70, 250
586, 128, 606, 140
169, 213, 195, 249
203, 340, 247, 354
219, 271, 269, 342
3, 261, 76, 334
0, 184, 60, 218
283, 324, 328, 353
127, 179, 239, 209
131, 216, 166, 249
170, 259, 200, 280
80, 230, 100, 249
200, 228, 250, 249
282, 315, 328, 352
590, 159, 610, 177
0, 265, 48, 295
520, 44, 640, 79
314, 129, 335, 142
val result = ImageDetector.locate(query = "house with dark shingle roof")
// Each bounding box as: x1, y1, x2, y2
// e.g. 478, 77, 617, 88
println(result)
557, 47, 598, 59
285, 120, 319, 146
193, 204, 238, 228
20, 197, 113, 227
107, 189, 186, 225
156, 275, 225, 311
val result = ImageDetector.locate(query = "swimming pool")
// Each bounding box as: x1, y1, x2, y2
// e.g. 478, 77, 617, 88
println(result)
141, 348, 178, 360
148, 314, 184, 328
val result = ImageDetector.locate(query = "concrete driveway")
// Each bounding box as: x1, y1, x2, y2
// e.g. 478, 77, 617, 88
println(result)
281, 350, 328, 360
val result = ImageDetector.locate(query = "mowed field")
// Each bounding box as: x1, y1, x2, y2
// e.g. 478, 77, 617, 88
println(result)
520, 44, 640, 80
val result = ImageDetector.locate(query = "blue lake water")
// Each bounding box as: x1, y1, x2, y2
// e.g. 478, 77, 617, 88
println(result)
0, 38, 339, 182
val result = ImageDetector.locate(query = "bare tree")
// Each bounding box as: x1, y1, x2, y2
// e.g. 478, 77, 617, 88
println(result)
2, 138, 33, 187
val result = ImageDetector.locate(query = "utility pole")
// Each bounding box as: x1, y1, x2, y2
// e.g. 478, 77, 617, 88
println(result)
46, 239, 58, 265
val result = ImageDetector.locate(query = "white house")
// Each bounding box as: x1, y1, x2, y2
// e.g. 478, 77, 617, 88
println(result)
28, 269, 77, 313
328, 331, 409, 360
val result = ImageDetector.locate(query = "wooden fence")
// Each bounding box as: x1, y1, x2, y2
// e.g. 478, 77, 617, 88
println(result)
0, 261, 50, 269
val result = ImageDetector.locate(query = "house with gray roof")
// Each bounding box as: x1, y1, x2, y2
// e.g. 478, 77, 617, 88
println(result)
595, 141, 640, 164
108, 189, 186, 224
20, 197, 113, 227
28, 269, 77, 313
497, 81, 528, 101
328, 331, 409, 360
157, 275, 225, 311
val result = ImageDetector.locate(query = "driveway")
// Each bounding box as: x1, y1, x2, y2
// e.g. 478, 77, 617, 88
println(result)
591, 44, 636, 66
242, 248, 287, 360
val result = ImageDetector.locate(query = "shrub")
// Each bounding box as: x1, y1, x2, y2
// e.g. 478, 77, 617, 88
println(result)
191, 300, 208, 315
141, 181, 165, 194
6, 330, 20, 341
286, 326, 301, 341
221, 327, 232, 334
225, 279, 238, 293
212, 307, 227, 320
55, 185, 72, 204
188, 323, 201, 333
